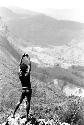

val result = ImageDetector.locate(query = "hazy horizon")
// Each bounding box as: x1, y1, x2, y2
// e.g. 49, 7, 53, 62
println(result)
0, 0, 84, 23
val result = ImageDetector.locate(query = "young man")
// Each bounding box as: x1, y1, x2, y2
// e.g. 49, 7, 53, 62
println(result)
13, 53, 32, 119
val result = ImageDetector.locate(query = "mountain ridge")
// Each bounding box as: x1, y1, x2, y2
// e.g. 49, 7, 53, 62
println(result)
0, 7, 84, 46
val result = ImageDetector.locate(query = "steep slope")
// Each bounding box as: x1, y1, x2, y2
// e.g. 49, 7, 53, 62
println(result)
0, 21, 65, 122
0, 35, 20, 122
0, 36, 21, 62
0, 34, 67, 123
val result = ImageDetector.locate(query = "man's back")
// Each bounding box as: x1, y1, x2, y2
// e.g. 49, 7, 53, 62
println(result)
21, 56, 31, 67
19, 53, 31, 89
19, 73, 31, 88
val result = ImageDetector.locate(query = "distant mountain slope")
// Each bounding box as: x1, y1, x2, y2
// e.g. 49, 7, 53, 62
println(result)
0, 7, 84, 46
10, 7, 38, 16
8, 14, 84, 46
0, 7, 38, 19
0, 7, 18, 18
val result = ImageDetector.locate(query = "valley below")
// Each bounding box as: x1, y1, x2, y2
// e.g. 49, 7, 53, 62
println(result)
21, 40, 84, 97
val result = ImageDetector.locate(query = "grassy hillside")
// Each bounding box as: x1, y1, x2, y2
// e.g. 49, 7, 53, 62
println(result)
0, 34, 67, 123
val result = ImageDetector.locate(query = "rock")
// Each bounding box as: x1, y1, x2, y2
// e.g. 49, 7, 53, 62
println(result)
1, 113, 71, 125
61, 123, 70, 125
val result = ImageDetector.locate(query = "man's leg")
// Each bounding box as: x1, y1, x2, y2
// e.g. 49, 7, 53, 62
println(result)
26, 100, 30, 119
13, 92, 25, 117
26, 89, 32, 119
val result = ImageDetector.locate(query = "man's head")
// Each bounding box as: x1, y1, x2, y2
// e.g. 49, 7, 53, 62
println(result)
21, 53, 30, 62
20, 53, 31, 73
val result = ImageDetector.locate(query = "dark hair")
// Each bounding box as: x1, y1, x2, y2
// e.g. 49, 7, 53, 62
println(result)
20, 53, 29, 65
22, 53, 29, 58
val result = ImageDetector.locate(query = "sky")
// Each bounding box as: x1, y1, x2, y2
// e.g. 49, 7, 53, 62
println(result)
0, 0, 84, 23
0, 0, 84, 10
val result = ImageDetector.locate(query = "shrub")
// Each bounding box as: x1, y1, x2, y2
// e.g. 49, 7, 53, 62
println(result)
58, 96, 84, 125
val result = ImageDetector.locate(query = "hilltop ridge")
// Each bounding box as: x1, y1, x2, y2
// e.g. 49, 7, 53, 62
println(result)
0, 7, 84, 46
